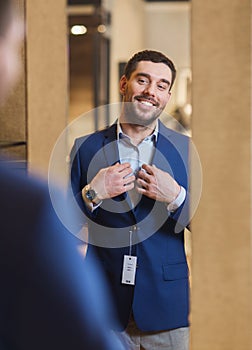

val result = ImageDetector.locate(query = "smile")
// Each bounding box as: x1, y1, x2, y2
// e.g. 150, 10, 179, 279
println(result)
140, 100, 154, 107
135, 97, 157, 107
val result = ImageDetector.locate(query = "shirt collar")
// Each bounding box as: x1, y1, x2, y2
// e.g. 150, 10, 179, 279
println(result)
117, 120, 159, 142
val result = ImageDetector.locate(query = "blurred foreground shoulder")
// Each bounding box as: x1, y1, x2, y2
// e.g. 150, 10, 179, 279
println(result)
0, 163, 126, 350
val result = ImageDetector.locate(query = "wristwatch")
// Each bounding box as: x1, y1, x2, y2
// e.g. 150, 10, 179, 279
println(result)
82, 184, 101, 206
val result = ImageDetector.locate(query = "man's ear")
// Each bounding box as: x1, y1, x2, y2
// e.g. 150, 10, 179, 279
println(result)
119, 75, 127, 95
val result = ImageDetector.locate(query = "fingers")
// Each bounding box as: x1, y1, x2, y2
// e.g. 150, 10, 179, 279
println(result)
136, 164, 158, 199
120, 163, 135, 190
136, 178, 156, 200
112, 162, 135, 182
114, 162, 131, 172
103, 162, 136, 197
137, 167, 154, 184
136, 167, 155, 196
138, 171, 150, 183
123, 181, 135, 192
141, 163, 155, 175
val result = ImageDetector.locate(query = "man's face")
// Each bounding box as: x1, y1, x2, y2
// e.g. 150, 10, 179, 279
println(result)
119, 61, 172, 127
0, 16, 23, 104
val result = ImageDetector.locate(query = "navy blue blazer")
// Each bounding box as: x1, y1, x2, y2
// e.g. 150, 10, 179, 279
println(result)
70, 121, 190, 332
0, 163, 125, 350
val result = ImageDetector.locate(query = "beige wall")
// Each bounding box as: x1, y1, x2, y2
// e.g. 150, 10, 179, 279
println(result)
144, 1, 191, 115
191, 0, 252, 349
26, 0, 68, 176
109, 0, 145, 102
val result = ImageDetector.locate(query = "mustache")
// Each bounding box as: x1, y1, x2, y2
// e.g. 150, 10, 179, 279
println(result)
134, 95, 159, 108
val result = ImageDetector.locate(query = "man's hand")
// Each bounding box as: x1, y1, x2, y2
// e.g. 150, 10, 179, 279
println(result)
136, 164, 180, 204
89, 162, 135, 200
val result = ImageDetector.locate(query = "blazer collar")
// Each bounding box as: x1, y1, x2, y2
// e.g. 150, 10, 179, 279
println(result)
102, 120, 174, 167
103, 122, 120, 166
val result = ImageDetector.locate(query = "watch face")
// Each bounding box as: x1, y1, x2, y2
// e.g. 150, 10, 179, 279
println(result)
86, 189, 96, 201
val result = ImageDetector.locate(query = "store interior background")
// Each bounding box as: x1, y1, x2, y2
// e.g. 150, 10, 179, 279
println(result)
1, 0, 251, 349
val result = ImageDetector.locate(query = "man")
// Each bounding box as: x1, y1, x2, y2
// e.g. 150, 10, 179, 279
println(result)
70, 50, 191, 350
0, 1, 125, 349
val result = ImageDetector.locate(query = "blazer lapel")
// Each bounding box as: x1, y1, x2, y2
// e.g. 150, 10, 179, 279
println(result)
152, 121, 188, 184
103, 123, 120, 166
102, 123, 133, 211
152, 121, 175, 173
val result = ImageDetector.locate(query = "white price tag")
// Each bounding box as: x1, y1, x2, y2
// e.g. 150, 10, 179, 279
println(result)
121, 255, 137, 285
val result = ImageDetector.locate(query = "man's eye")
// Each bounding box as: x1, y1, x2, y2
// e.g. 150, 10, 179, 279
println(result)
158, 84, 168, 91
138, 78, 148, 84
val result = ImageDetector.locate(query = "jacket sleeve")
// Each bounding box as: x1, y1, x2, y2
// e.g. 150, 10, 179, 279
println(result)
69, 138, 99, 222
166, 133, 192, 233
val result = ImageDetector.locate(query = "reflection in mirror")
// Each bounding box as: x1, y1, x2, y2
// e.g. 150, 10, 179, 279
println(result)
66, 1, 192, 348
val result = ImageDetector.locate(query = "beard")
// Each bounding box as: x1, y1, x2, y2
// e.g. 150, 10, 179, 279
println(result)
122, 97, 164, 127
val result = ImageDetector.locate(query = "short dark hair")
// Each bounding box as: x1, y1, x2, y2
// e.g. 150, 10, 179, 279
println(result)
123, 50, 177, 90
0, 0, 13, 37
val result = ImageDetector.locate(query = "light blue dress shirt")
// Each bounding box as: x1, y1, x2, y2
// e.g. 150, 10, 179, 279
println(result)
117, 122, 186, 211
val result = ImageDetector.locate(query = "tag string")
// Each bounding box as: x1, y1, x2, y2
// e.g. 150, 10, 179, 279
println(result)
129, 230, 133, 256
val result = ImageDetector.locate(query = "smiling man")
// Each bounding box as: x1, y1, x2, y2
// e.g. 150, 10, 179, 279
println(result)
70, 50, 191, 350
120, 59, 172, 128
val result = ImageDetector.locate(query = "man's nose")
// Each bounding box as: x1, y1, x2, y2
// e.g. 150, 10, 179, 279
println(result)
143, 82, 156, 96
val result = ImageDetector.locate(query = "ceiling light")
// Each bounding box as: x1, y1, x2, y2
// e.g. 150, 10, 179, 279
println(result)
97, 24, 106, 33
71, 25, 87, 35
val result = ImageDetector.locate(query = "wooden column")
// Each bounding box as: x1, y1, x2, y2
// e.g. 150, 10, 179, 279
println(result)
0, 0, 26, 163
26, 0, 68, 175
191, 1, 252, 349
